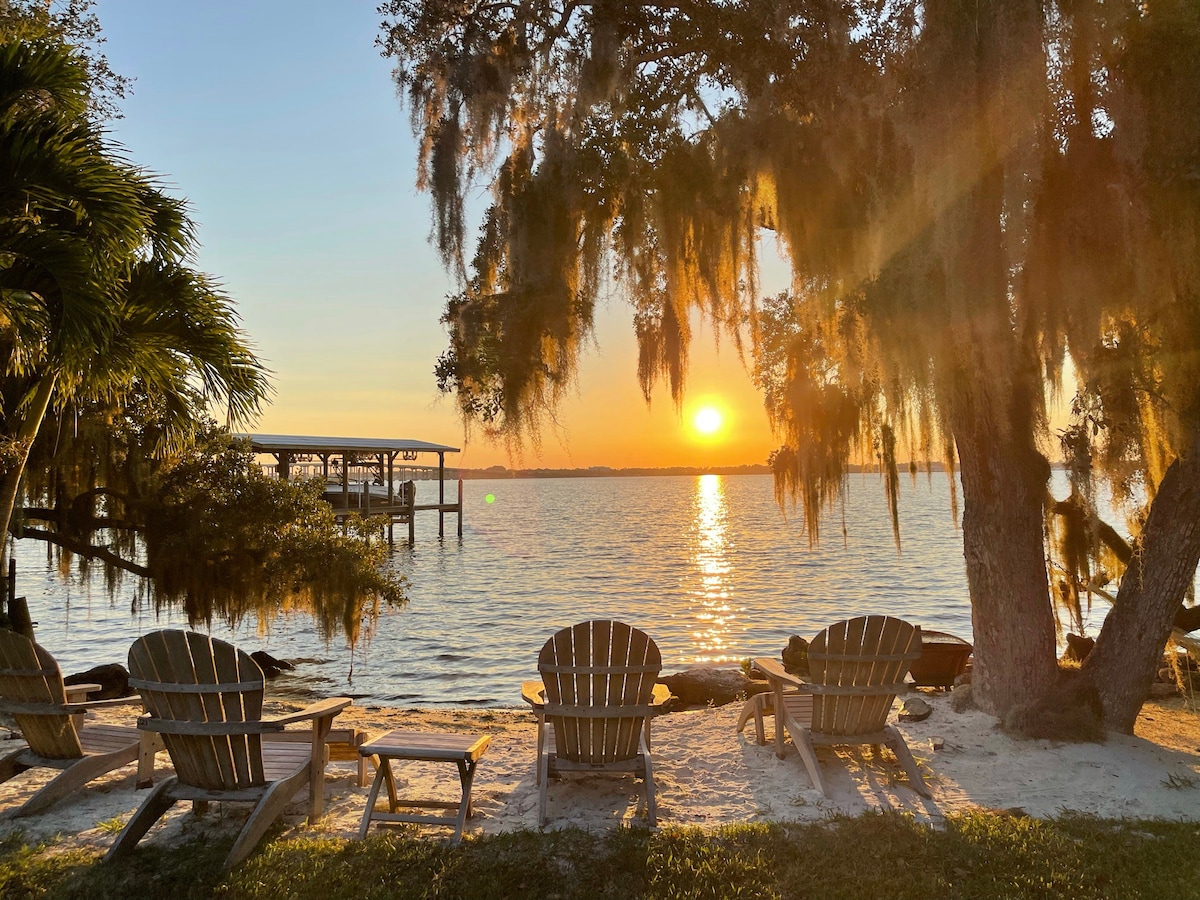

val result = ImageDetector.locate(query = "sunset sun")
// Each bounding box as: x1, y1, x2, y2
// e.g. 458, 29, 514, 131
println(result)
694, 406, 723, 435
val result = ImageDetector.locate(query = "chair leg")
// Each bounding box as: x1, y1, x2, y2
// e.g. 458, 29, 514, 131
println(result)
735, 695, 756, 735
18, 745, 139, 817
779, 697, 829, 796
355, 732, 376, 788
308, 715, 335, 822
640, 733, 656, 827
223, 764, 310, 872
884, 725, 932, 798
137, 733, 164, 789
537, 749, 551, 827
104, 777, 178, 863
793, 728, 829, 797
534, 714, 544, 784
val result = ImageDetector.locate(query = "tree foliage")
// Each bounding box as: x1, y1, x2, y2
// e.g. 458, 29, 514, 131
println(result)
20, 405, 403, 641
2, 12, 403, 641
0, 0, 131, 120
381, 0, 1200, 728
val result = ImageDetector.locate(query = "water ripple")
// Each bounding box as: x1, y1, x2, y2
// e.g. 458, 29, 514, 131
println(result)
13, 472, 984, 705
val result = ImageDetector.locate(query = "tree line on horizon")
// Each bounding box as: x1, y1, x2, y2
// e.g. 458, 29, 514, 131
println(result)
380, 0, 1200, 734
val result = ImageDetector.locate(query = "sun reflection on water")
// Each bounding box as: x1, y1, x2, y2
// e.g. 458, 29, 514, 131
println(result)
687, 474, 740, 663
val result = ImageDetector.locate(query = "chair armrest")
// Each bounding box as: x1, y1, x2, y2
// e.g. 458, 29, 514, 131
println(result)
78, 696, 143, 710
752, 657, 806, 689
264, 697, 352, 727
0, 700, 88, 716
649, 683, 673, 709
521, 681, 545, 708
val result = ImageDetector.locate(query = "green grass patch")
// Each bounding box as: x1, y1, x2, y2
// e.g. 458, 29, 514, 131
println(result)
94, 817, 126, 836
2, 814, 1199, 899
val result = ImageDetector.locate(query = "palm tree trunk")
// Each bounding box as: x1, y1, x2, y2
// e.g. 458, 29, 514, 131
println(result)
0, 371, 58, 573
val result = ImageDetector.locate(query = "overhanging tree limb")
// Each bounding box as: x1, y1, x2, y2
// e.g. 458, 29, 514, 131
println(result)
20, 526, 150, 578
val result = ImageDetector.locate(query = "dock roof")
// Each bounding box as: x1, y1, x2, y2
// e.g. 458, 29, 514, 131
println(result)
239, 434, 460, 455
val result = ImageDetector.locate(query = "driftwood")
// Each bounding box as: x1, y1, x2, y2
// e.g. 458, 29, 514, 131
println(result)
1175, 606, 1200, 634
64, 664, 132, 700
1062, 634, 1095, 663
781, 636, 810, 676
660, 666, 756, 707
250, 651, 295, 678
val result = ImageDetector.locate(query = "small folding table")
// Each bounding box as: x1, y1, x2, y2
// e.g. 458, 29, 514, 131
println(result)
357, 730, 490, 844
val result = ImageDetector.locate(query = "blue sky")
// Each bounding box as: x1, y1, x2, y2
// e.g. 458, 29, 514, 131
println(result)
89, 1, 779, 468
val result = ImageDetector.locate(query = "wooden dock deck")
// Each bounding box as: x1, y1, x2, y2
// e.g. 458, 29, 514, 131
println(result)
241, 433, 463, 544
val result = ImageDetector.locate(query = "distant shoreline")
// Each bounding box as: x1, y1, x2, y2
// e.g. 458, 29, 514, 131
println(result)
453, 462, 953, 480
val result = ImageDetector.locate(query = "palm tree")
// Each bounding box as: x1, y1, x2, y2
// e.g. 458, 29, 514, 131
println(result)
0, 31, 269, 571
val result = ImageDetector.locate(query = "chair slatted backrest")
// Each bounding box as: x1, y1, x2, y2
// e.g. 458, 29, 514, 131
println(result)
128, 630, 266, 791
0, 630, 82, 760
539, 620, 661, 765
808, 616, 921, 737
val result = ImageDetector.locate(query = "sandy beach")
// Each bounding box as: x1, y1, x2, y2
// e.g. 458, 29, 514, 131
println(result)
2, 689, 1199, 857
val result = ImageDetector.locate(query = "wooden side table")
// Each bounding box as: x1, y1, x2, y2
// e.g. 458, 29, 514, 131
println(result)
63, 683, 99, 735
357, 730, 490, 845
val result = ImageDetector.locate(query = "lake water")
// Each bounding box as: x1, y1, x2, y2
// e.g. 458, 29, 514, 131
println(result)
10, 471, 1044, 706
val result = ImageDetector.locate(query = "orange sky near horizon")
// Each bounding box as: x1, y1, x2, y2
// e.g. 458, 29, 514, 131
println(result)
251, 302, 783, 471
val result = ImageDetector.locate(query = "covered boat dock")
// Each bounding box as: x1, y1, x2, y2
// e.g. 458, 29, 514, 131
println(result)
241, 434, 462, 543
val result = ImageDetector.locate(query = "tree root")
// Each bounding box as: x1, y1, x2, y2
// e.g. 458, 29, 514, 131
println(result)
1001, 672, 1105, 742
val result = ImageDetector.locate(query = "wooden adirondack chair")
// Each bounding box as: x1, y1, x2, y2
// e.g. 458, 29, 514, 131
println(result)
778, 616, 932, 798
105, 631, 350, 871
0, 630, 159, 817
537, 620, 662, 826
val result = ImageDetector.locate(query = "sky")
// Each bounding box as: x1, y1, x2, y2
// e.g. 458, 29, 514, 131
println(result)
87, 1, 782, 470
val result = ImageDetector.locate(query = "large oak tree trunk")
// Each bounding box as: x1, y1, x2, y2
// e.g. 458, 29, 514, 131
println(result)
917, 0, 1058, 718
1082, 439, 1200, 732
953, 395, 1060, 718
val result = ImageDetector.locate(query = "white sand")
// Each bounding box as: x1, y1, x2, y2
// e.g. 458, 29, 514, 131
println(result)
2, 690, 1199, 855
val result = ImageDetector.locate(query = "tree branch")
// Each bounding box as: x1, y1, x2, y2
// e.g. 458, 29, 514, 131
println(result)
20, 507, 145, 532
18, 527, 151, 578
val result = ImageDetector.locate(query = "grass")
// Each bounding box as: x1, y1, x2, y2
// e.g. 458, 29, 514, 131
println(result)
1160, 772, 1198, 790
94, 817, 126, 836
2, 813, 1200, 899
